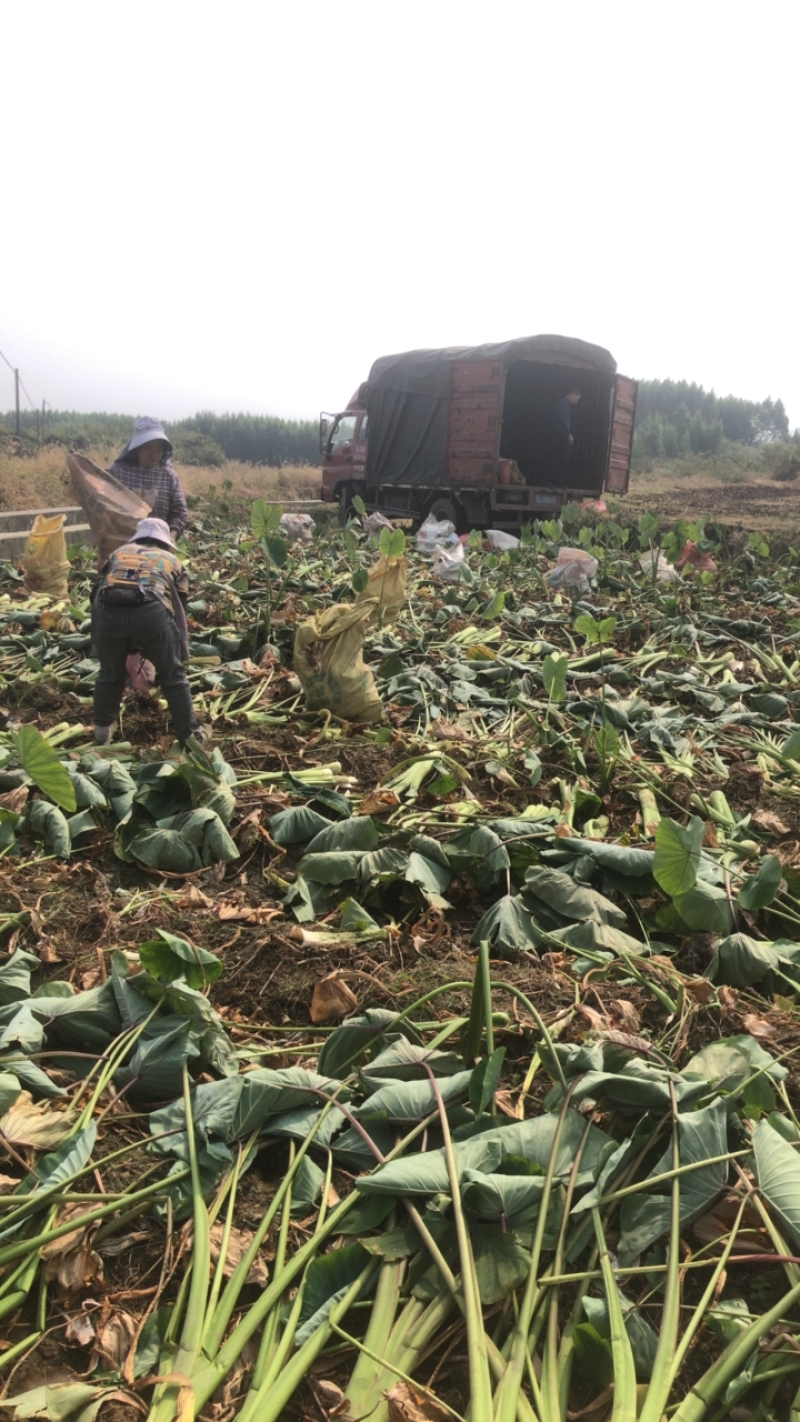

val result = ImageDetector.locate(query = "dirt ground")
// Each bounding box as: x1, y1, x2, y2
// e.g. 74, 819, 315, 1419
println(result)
624, 476, 800, 542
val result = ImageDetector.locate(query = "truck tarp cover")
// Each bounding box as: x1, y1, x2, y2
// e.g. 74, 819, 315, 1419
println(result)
364, 334, 617, 488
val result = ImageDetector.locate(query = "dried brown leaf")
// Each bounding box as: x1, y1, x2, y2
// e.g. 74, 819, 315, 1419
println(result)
684, 978, 715, 1004
494, 1089, 524, 1120
93, 1310, 138, 1370
609, 999, 641, 1032
208, 1223, 268, 1286
577, 1004, 609, 1032
0, 786, 29, 814
718, 985, 739, 1012
386, 1381, 453, 1422
741, 1013, 777, 1040
359, 790, 401, 816
65, 1308, 98, 1347
310, 973, 358, 1024
0, 1090, 74, 1150
751, 809, 791, 837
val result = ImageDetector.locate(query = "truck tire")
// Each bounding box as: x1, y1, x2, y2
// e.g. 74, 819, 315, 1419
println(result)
338, 483, 355, 525
425, 494, 465, 534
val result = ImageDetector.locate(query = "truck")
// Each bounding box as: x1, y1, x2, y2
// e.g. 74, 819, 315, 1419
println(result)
319, 334, 637, 531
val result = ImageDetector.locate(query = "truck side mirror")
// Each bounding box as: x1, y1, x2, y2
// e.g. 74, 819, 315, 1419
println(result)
319, 417, 329, 454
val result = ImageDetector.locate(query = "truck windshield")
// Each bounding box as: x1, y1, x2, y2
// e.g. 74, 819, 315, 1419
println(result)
329, 414, 358, 452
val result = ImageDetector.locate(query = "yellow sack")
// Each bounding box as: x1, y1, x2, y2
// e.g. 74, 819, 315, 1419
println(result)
355, 554, 407, 625
294, 599, 383, 723
23, 515, 70, 598
67, 452, 152, 561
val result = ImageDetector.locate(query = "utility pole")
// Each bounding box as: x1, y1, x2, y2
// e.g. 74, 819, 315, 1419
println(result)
14, 369, 20, 440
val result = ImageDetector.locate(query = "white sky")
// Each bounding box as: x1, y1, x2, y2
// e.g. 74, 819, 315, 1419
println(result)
2, 0, 798, 428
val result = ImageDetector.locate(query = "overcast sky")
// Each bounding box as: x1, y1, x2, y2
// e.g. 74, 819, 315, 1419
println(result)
2, 1, 798, 428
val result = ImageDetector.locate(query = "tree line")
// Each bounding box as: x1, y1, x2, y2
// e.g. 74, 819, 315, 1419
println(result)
633, 379, 792, 459
0, 410, 322, 467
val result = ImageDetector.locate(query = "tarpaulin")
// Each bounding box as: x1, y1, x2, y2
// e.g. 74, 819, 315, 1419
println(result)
364, 334, 616, 488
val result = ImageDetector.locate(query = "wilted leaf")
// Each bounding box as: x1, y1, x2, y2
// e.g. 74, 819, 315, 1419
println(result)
311, 974, 359, 1024
386, 1382, 453, 1422
0, 1091, 73, 1150
208, 1222, 268, 1286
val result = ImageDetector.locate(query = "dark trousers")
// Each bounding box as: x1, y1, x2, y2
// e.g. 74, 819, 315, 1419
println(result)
92, 598, 197, 743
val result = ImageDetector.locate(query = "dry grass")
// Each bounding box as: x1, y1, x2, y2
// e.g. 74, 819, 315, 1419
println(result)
0, 446, 322, 513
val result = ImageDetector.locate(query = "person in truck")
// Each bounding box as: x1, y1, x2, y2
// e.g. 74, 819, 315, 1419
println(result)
109, 416, 188, 541
547, 388, 581, 486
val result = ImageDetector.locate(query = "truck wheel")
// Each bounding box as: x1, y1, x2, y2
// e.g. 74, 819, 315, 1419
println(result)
338, 483, 355, 525
426, 495, 465, 533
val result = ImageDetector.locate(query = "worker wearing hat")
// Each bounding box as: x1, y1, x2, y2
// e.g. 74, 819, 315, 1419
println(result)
108, 417, 188, 540
91, 517, 201, 747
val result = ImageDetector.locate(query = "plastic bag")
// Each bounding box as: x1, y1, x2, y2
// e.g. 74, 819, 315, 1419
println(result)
279, 513, 315, 544
675, 540, 717, 572
23, 514, 70, 598
67, 452, 152, 561
293, 599, 383, 722
639, 550, 680, 582
432, 542, 466, 582
126, 653, 156, 691
355, 555, 407, 623
546, 547, 599, 592
416, 515, 459, 553
485, 529, 520, 551
362, 511, 395, 544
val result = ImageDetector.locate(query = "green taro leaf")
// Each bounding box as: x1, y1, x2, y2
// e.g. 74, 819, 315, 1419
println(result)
753, 1118, 800, 1250
298, 850, 364, 884
708, 932, 783, 988
351, 568, 369, 594
653, 815, 704, 896
354, 1070, 474, 1124
295, 1243, 372, 1346
673, 880, 733, 935
269, 805, 331, 845
379, 527, 406, 557
139, 930, 223, 989
738, 853, 783, 911
26, 800, 71, 858
0, 949, 40, 1006
305, 815, 379, 854
471, 895, 541, 958
14, 726, 76, 812
524, 866, 627, 926
251, 499, 282, 539
542, 651, 568, 702
317, 1008, 423, 1078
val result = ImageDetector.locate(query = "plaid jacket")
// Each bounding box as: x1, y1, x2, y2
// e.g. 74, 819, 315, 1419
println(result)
108, 459, 188, 536
97, 542, 189, 617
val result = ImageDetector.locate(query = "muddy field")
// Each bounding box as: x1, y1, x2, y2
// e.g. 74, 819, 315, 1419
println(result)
624, 475, 800, 541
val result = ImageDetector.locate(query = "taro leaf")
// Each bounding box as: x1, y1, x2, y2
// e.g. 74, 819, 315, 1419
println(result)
318, 1008, 423, 1079
130, 809, 239, 871
158, 980, 239, 1078
149, 1078, 242, 1153
65, 769, 108, 810
339, 898, 381, 934
753, 1118, 800, 1250
583, 1291, 658, 1382
290, 1155, 326, 1215
358, 1111, 613, 1197
653, 816, 704, 896
573, 1323, 613, 1387
0, 1002, 45, 1053
738, 854, 783, 912
283, 874, 329, 923
337, 1193, 395, 1234
471, 895, 541, 958
113, 1018, 200, 1104
68, 808, 104, 846
264, 1104, 347, 1147
295, 1243, 373, 1346
551, 919, 646, 957
682, 1034, 785, 1117
126, 828, 200, 873
23, 1121, 97, 1196
298, 850, 364, 885
0, 1382, 102, 1418
672, 881, 733, 935
110, 957, 155, 1029
0, 949, 40, 1007
470, 826, 510, 888
361, 1037, 465, 1083
306, 816, 380, 855
470, 1047, 506, 1116
617, 1098, 729, 1266
233, 1067, 349, 1137
139, 930, 223, 990
30, 978, 122, 1051
154, 1139, 232, 1221
357, 847, 410, 891
269, 805, 330, 845
461, 1168, 546, 1221
330, 1121, 397, 1171
0, 1072, 21, 1115
542, 652, 568, 703
566, 1058, 705, 1113
409, 834, 451, 868
27, 800, 71, 858
472, 1224, 531, 1304
14, 726, 76, 812
0, 806, 20, 854
707, 932, 782, 987
524, 867, 627, 927
565, 839, 654, 877
251, 499, 282, 538
354, 1070, 474, 1124
404, 851, 451, 896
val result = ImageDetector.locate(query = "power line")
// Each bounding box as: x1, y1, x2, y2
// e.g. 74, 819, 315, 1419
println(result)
17, 374, 36, 410
0, 347, 16, 375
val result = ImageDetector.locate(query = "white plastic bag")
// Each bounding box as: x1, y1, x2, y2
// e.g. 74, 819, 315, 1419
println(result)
279, 513, 315, 544
485, 529, 520, 551
639, 549, 681, 582
362, 511, 395, 544
416, 515, 459, 554
546, 547, 599, 593
431, 542, 466, 582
